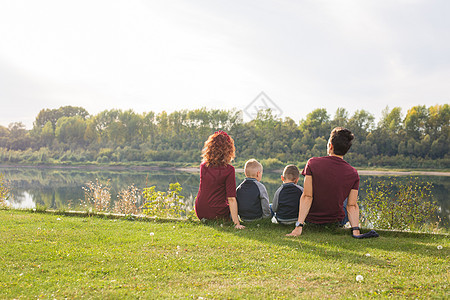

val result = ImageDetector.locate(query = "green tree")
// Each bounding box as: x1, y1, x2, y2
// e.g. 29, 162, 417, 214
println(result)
331, 107, 349, 129
117, 110, 143, 145
84, 118, 100, 145
0, 125, 10, 148
369, 107, 404, 156
347, 109, 375, 141
34, 106, 89, 129
141, 111, 156, 143
404, 105, 428, 140
92, 109, 121, 145
55, 116, 87, 146
379, 106, 403, 134
41, 121, 55, 147
426, 104, 449, 140
311, 137, 327, 157
430, 136, 447, 159
299, 108, 331, 139
7, 122, 30, 150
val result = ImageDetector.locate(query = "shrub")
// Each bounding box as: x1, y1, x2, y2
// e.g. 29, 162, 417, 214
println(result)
97, 156, 109, 163
142, 182, 187, 218
361, 177, 440, 231
98, 148, 114, 159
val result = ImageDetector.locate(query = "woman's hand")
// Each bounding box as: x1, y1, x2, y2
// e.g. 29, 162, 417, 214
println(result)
228, 197, 245, 230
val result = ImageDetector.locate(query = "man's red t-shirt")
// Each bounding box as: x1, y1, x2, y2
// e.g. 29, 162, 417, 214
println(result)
195, 162, 237, 220
302, 156, 359, 224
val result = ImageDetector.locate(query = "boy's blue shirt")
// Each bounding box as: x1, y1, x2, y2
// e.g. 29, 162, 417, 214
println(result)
272, 182, 303, 220
236, 177, 271, 221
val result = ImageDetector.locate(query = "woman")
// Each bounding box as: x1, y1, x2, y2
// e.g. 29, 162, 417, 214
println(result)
195, 130, 245, 229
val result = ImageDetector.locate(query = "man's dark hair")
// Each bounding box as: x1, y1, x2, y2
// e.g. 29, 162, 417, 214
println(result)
283, 165, 300, 181
329, 127, 354, 155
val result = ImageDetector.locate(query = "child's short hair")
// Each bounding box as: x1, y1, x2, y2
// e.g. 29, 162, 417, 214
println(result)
283, 165, 300, 181
244, 159, 263, 178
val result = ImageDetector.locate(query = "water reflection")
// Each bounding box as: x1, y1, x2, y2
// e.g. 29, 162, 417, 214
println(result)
8, 191, 36, 209
1, 166, 448, 227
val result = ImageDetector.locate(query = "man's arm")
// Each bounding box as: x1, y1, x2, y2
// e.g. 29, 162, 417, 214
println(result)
346, 189, 360, 236
228, 197, 245, 229
286, 175, 313, 237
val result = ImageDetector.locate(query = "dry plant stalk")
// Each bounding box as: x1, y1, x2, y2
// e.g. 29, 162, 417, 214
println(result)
114, 184, 140, 215
0, 173, 11, 206
82, 178, 111, 212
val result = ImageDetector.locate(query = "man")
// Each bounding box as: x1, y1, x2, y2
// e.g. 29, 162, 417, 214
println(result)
287, 127, 378, 238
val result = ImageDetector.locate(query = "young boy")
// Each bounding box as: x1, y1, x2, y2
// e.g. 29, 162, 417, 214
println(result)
236, 159, 271, 221
271, 165, 303, 224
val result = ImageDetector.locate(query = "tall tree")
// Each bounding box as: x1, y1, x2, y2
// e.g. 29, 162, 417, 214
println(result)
7, 122, 30, 150
41, 121, 55, 147
426, 104, 449, 140
34, 106, 89, 129
347, 109, 375, 141
379, 106, 403, 134
55, 116, 87, 146
404, 105, 428, 140
331, 107, 349, 129
299, 108, 331, 139
0, 125, 9, 148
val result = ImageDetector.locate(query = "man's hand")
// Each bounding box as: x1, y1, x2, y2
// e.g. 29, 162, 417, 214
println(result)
234, 224, 245, 229
286, 175, 312, 238
286, 226, 302, 237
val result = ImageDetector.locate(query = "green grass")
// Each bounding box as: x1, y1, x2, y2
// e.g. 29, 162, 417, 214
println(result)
0, 210, 448, 299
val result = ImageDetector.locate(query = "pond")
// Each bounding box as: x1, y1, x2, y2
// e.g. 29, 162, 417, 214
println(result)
1, 166, 449, 228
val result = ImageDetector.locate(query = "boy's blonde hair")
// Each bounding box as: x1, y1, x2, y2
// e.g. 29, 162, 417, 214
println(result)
244, 159, 263, 178
283, 165, 300, 181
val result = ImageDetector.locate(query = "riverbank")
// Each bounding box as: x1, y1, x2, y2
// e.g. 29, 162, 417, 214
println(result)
1, 163, 449, 176
0, 209, 448, 299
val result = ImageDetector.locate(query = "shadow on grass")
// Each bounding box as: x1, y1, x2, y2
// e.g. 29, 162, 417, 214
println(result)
201, 218, 448, 267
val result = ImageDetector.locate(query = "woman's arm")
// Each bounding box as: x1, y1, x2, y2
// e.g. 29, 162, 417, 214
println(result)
228, 197, 245, 229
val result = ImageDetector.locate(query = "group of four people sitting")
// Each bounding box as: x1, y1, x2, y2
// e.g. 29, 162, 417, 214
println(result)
194, 127, 378, 238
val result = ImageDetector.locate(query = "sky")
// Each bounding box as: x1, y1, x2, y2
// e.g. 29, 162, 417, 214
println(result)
0, 0, 449, 129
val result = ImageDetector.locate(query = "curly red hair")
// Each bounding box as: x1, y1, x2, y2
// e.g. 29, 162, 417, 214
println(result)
201, 131, 235, 166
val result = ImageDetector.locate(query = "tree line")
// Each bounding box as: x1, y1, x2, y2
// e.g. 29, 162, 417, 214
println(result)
0, 104, 448, 168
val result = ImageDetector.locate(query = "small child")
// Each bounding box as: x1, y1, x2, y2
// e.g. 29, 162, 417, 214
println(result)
271, 165, 303, 224
236, 159, 271, 222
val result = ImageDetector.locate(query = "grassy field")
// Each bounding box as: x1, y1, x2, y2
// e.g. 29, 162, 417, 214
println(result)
0, 210, 448, 299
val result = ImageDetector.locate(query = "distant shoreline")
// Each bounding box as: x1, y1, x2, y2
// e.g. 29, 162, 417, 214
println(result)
356, 170, 450, 177
179, 167, 450, 177
0, 164, 449, 176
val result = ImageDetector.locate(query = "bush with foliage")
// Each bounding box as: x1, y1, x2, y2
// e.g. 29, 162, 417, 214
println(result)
361, 177, 440, 231
142, 182, 190, 218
